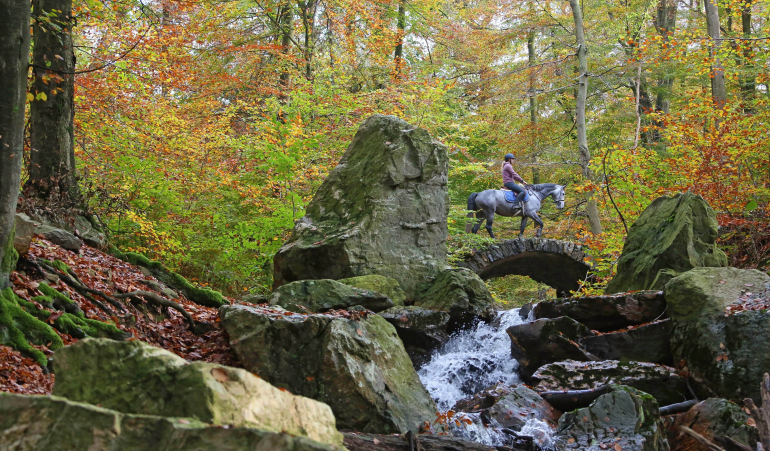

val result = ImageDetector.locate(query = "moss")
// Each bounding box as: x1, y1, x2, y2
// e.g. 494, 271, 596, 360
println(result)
1, 228, 19, 276
53, 313, 128, 340
0, 288, 63, 366
37, 282, 84, 318
39, 258, 71, 273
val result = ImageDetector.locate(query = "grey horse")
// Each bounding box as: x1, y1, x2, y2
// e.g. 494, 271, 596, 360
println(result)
466, 183, 567, 239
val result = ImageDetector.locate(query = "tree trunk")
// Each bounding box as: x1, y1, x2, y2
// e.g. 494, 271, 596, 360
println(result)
568, 0, 602, 235
527, 27, 540, 184
394, 0, 406, 77
26, 0, 80, 206
277, 2, 293, 122
654, 0, 676, 116
704, 0, 727, 108
740, 3, 755, 107
299, 0, 317, 80
0, 0, 31, 288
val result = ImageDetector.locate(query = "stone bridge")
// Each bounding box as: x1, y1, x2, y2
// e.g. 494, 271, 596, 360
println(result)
457, 238, 591, 294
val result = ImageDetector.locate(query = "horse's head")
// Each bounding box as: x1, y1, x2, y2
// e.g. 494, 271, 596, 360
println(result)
552, 184, 566, 209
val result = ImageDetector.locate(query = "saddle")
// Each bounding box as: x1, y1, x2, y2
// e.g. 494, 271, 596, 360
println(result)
501, 188, 530, 203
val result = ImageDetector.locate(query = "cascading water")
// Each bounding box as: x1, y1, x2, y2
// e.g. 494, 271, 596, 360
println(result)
418, 308, 554, 448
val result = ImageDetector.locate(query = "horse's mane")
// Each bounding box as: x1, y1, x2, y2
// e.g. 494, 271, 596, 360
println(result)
529, 183, 560, 193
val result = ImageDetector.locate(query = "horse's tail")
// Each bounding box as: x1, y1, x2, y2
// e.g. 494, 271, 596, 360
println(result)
467, 192, 479, 211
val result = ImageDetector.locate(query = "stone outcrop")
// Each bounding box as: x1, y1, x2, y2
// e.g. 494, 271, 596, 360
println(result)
534, 291, 666, 332
581, 319, 673, 365
665, 266, 770, 403
271, 278, 394, 313
606, 192, 727, 294
379, 306, 450, 368
220, 304, 438, 434
340, 275, 406, 306
480, 385, 560, 429
36, 224, 82, 252
13, 213, 35, 256
273, 114, 449, 299
663, 398, 759, 450
532, 360, 687, 407
414, 268, 495, 327
0, 393, 342, 451
52, 338, 343, 447
554, 385, 669, 451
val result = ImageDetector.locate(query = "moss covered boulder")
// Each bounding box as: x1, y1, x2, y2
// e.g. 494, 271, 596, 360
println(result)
273, 115, 449, 299
52, 339, 343, 447
340, 275, 406, 306
534, 291, 666, 332
665, 267, 770, 403
0, 393, 342, 451
271, 279, 394, 313
414, 268, 495, 327
481, 385, 560, 429
664, 398, 758, 450
606, 193, 727, 294
379, 306, 450, 368
554, 385, 669, 451
220, 304, 439, 434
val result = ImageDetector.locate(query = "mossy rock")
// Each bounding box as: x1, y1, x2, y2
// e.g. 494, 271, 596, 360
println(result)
414, 268, 495, 328
271, 279, 394, 313
378, 306, 449, 368
665, 398, 758, 450
339, 275, 406, 306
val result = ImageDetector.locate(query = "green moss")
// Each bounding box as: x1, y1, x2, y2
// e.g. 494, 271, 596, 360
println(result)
53, 313, 128, 340
0, 288, 63, 366
39, 258, 71, 273
1, 228, 18, 276
37, 282, 84, 318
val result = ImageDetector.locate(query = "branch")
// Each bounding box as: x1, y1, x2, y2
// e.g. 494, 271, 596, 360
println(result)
745, 373, 770, 451
679, 426, 725, 451
113, 291, 211, 335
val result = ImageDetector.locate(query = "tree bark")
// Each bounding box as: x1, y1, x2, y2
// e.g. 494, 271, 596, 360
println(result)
568, 0, 602, 235
704, 0, 727, 108
394, 0, 406, 77
0, 0, 31, 288
527, 27, 541, 184
26, 0, 81, 206
654, 0, 677, 116
740, 3, 755, 107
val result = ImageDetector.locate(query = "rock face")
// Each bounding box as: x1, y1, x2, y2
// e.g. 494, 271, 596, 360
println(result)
481, 385, 560, 429
663, 398, 759, 450
532, 360, 687, 407
379, 306, 450, 368
52, 339, 343, 446
273, 115, 449, 299
220, 304, 438, 433
606, 192, 727, 294
271, 279, 394, 313
534, 291, 666, 332
13, 213, 35, 256
554, 385, 669, 451
415, 268, 495, 327
0, 393, 341, 451
340, 275, 407, 306
36, 224, 82, 252
581, 319, 673, 365
665, 266, 770, 403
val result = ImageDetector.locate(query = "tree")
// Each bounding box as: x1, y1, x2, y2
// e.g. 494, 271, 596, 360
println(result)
704, 0, 726, 107
0, 0, 31, 288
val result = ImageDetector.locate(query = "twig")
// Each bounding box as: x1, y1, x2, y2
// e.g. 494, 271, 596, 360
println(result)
680, 426, 725, 450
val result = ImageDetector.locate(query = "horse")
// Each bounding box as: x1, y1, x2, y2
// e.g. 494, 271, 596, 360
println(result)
466, 183, 567, 239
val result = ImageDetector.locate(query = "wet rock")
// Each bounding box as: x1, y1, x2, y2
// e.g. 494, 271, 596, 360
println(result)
271, 278, 394, 313
341, 275, 407, 306
273, 114, 449, 299
581, 319, 673, 365
379, 306, 450, 368
220, 304, 438, 434
507, 316, 597, 381
663, 398, 758, 451
343, 432, 524, 451
532, 360, 687, 407
0, 393, 342, 451
52, 338, 343, 446
35, 224, 82, 252
13, 213, 36, 256
534, 291, 666, 332
665, 266, 770, 403
554, 385, 669, 451
239, 293, 267, 304
415, 268, 496, 328
73, 215, 108, 250
481, 385, 560, 429
451, 383, 518, 413
606, 192, 727, 294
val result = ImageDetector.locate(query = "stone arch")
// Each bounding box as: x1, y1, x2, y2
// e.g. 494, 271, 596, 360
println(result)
458, 238, 591, 295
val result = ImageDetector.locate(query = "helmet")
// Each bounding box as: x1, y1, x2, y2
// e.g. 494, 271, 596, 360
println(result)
504, 153, 515, 160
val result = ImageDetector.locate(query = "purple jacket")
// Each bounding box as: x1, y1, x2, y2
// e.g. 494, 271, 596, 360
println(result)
502, 162, 524, 184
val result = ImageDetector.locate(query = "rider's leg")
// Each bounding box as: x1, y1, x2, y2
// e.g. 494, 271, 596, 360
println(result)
505, 182, 526, 204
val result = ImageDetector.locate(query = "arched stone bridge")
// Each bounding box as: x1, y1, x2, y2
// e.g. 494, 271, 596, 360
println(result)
457, 238, 591, 295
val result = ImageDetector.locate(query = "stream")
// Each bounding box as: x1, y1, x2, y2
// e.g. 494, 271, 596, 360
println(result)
418, 308, 555, 448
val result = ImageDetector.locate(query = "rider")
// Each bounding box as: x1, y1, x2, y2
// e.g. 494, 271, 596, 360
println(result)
502, 153, 528, 207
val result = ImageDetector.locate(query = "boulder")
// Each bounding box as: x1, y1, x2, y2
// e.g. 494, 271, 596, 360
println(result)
554, 385, 669, 451
663, 398, 759, 451
0, 393, 342, 451
271, 279, 394, 313
451, 383, 518, 413
340, 275, 407, 306
52, 338, 343, 447
606, 192, 727, 294
273, 115, 449, 299
534, 291, 666, 332
415, 268, 496, 327
532, 360, 687, 407
480, 385, 560, 429
379, 306, 450, 368
35, 224, 82, 252
73, 215, 107, 250
220, 304, 438, 434
581, 319, 673, 365
507, 316, 597, 381
665, 266, 770, 403
343, 432, 523, 451
239, 293, 268, 304
13, 213, 36, 256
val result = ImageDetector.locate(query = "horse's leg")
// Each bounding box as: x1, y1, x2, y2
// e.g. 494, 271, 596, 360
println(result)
530, 212, 545, 237
471, 211, 485, 234
519, 216, 529, 240
485, 210, 496, 238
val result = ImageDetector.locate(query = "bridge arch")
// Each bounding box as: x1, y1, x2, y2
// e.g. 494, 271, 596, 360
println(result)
458, 238, 590, 295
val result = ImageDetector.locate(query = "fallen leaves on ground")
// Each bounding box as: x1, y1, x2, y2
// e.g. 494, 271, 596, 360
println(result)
0, 346, 53, 395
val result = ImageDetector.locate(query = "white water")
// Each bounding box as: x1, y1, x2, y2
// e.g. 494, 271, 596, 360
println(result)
418, 308, 555, 448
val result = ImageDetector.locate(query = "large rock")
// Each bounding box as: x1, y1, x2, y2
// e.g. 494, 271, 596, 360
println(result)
13, 213, 36, 256
273, 115, 449, 298
35, 224, 82, 252
343, 432, 525, 451
665, 266, 770, 403
480, 385, 560, 429
663, 398, 759, 450
220, 304, 439, 434
534, 291, 666, 332
0, 393, 341, 451
52, 338, 343, 447
532, 360, 687, 407
73, 215, 108, 250
581, 319, 673, 365
606, 193, 727, 294
415, 268, 495, 327
554, 385, 669, 451
340, 275, 407, 306
379, 306, 450, 368
271, 279, 394, 313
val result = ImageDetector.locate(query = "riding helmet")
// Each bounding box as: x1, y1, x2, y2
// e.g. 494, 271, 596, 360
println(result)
504, 153, 515, 160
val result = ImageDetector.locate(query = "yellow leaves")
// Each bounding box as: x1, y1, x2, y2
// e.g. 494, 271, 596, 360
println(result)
26, 93, 34, 102
36, 92, 48, 101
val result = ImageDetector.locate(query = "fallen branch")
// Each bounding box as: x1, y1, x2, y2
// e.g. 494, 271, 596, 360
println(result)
37, 260, 126, 313
714, 435, 753, 451
745, 373, 770, 451
660, 399, 699, 416
680, 426, 725, 451
113, 291, 211, 335
539, 385, 611, 412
